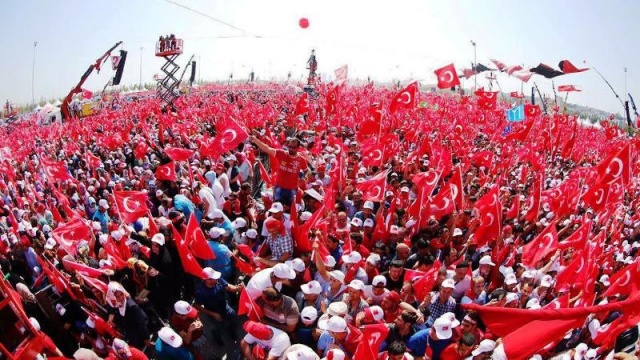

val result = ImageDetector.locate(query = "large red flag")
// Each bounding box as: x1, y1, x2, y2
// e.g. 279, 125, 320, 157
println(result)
450, 165, 464, 210
155, 162, 177, 182
325, 86, 339, 115
62, 259, 105, 278
521, 222, 558, 267
165, 147, 195, 162
41, 159, 74, 183
353, 323, 389, 360
434, 64, 460, 89
355, 171, 387, 202
524, 176, 542, 223
112, 190, 149, 224
185, 213, 215, 260
389, 81, 418, 113
294, 92, 310, 116
211, 117, 249, 155
238, 288, 263, 321
172, 226, 205, 279
51, 218, 93, 254
597, 143, 630, 185
558, 222, 591, 250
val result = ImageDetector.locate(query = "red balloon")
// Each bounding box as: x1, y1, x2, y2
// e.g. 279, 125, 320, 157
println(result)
299, 18, 309, 29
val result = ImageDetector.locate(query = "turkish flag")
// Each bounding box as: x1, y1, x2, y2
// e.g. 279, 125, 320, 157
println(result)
113, 190, 149, 224
172, 225, 205, 279
434, 63, 460, 89
598, 143, 630, 185
134, 142, 149, 160
558, 221, 591, 250
522, 222, 558, 267
449, 165, 464, 210
389, 81, 418, 113
62, 259, 105, 278
325, 86, 339, 115
557, 85, 581, 92
361, 143, 385, 167
356, 171, 387, 202
238, 288, 263, 321
334, 64, 348, 85
353, 323, 389, 360
558, 60, 589, 74
475, 89, 499, 103
234, 255, 257, 275
429, 184, 454, 219
412, 170, 441, 197
185, 213, 215, 260
86, 153, 102, 169
410, 260, 441, 301
41, 159, 74, 183
524, 177, 542, 223
51, 218, 93, 254
81, 89, 93, 99
582, 180, 611, 213
165, 147, 195, 162
83, 309, 121, 338
524, 104, 541, 117
209, 117, 249, 156
295, 92, 310, 116
554, 253, 588, 292
601, 260, 640, 298
505, 194, 519, 220
155, 162, 176, 182
510, 91, 525, 98
469, 150, 493, 169
477, 98, 496, 110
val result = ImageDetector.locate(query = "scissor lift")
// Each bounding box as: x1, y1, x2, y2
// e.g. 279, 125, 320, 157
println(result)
155, 37, 183, 111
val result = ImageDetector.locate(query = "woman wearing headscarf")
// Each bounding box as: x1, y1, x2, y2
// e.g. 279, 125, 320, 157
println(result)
146, 233, 179, 320
105, 281, 151, 349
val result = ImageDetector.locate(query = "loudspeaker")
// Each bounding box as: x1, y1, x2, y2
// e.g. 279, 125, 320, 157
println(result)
112, 50, 127, 86
190, 61, 196, 84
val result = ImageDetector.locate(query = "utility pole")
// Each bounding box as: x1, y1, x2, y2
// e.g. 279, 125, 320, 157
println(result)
139, 47, 143, 88
32, 41, 38, 105
624, 67, 628, 102
470, 40, 477, 91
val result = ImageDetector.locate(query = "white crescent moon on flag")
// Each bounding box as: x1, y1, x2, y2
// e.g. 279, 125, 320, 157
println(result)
485, 92, 495, 99
161, 166, 172, 177
222, 129, 238, 144
576, 257, 585, 273
122, 197, 138, 213
618, 270, 632, 287
484, 213, 494, 227
436, 198, 450, 212
440, 70, 454, 84
542, 233, 555, 249
426, 171, 438, 186
595, 189, 604, 204
608, 158, 623, 178
370, 186, 383, 200
372, 149, 383, 161
450, 184, 459, 201
399, 92, 412, 104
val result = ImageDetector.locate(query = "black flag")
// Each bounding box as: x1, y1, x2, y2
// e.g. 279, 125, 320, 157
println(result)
530, 63, 564, 78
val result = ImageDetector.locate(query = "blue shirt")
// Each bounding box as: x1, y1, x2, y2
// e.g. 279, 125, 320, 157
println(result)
205, 241, 232, 279
92, 210, 110, 233
173, 195, 195, 220
155, 339, 194, 360
194, 278, 229, 315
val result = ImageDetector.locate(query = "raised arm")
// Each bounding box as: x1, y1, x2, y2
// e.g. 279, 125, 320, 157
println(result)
249, 134, 276, 157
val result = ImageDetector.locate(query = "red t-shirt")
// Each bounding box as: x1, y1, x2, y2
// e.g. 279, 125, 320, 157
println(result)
275, 150, 307, 190
439, 343, 468, 360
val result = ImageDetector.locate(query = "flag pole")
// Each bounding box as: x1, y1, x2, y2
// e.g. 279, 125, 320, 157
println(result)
592, 66, 625, 109
533, 82, 548, 114
551, 80, 558, 108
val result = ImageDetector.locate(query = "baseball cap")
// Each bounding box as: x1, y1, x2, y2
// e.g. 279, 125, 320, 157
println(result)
471, 339, 496, 356
286, 346, 319, 360
329, 270, 345, 284
211, 209, 225, 219
245, 229, 258, 239
300, 211, 313, 221
232, 218, 247, 229
479, 255, 495, 266
151, 233, 165, 246
372, 275, 387, 287
286, 258, 306, 272
300, 306, 318, 323
363, 218, 375, 228
389, 225, 400, 235
98, 199, 109, 209
526, 298, 541, 309
327, 316, 347, 333
301, 280, 323, 295
574, 343, 588, 360
442, 312, 460, 327
269, 202, 284, 213
384, 290, 401, 304
326, 301, 348, 317
441, 278, 455, 289
44, 238, 57, 250
453, 228, 463, 236
350, 218, 363, 227
208, 227, 226, 239
202, 267, 221, 280
324, 255, 337, 267
305, 188, 324, 201
363, 201, 374, 210
158, 327, 183, 348
323, 349, 345, 360
243, 321, 273, 340
505, 292, 519, 304
347, 279, 365, 291
504, 273, 518, 285
599, 274, 610, 287
363, 305, 385, 322
341, 251, 362, 264
273, 263, 296, 280
174, 300, 197, 317
112, 339, 132, 358
433, 316, 453, 339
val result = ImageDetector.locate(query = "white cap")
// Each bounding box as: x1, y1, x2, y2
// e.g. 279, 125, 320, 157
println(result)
202, 267, 221, 280
174, 300, 197, 316
504, 273, 518, 285
479, 255, 495, 266
574, 343, 588, 360
327, 301, 348, 317
301, 306, 318, 323
347, 279, 365, 291
505, 292, 519, 304
367, 254, 381, 265
599, 274, 610, 286
91, 221, 102, 231
208, 227, 225, 239
441, 278, 455, 289
389, 225, 400, 235
400, 186, 410, 193
29, 317, 41, 331
286, 258, 306, 272
86, 317, 96, 329
526, 298, 541, 309
211, 209, 225, 219
363, 201, 374, 210
273, 263, 296, 279
471, 339, 497, 356
245, 229, 258, 239
44, 238, 57, 250
365, 305, 385, 321
301, 280, 323, 295
327, 316, 347, 333
364, 218, 375, 228
372, 275, 387, 287
453, 228, 463, 236
522, 270, 535, 279
341, 251, 362, 264
329, 270, 346, 284
323, 349, 346, 360
442, 312, 460, 327
350, 218, 363, 227
300, 211, 313, 221
98, 199, 109, 209
305, 188, 324, 201
324, 255, 337, 267
158, 326, 182, 348
433, 316, 453, 339
540, 278, 552, 288
269, 202, 284, 213
385, 191, 394, 197
156, 190, 164, 197
151, 233, 165, 246
286, 346, 318, 360
584, 349, 597, 360
232, 218, 247, 229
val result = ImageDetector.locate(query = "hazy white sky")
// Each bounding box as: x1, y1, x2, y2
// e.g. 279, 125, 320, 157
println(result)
1, 0, 638, 114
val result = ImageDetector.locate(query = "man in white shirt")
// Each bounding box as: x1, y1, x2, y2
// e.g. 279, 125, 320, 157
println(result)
245, 263, 296, 300
240, 321, 291, 360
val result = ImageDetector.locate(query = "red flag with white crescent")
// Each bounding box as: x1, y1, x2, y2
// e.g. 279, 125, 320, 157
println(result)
389, 81, 418, 113
112, 190, 149, 224
155, 162, 177, 182
185, 213, 215, 260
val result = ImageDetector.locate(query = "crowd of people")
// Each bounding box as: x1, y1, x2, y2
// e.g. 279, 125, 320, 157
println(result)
1, 82, 640, 360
